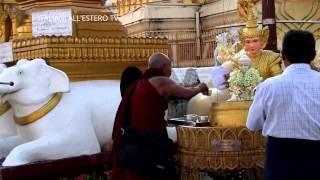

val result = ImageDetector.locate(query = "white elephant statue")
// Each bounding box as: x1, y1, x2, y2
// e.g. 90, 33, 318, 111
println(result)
0, 64, 20, 159
0, 59, 123, 166
0, 64, 16, 138
0, 103, 15, 138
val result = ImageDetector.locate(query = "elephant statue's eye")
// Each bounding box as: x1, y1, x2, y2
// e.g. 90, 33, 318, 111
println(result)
18, 70, 23, 75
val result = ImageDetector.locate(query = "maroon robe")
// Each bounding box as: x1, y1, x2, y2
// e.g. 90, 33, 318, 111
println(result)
112, 69, 168, 180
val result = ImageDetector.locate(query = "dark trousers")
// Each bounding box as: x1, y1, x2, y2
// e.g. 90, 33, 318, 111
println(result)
265, 136, 320, 180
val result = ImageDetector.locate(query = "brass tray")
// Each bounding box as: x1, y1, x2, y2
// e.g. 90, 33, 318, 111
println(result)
168, 117, 210, 127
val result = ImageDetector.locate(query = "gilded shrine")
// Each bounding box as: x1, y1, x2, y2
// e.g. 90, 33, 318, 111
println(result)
0, 0, 169, 80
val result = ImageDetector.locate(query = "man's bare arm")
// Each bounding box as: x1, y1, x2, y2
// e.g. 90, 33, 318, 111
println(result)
149, 77, 208, 98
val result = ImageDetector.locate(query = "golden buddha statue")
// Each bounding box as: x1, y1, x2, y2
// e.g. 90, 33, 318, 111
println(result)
188, 3, 282, 126
231, 3, 282, 80
207, 3, 282, 127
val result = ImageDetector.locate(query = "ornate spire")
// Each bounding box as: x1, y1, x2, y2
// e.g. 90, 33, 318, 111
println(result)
246, 3, 258, 28
238, 3, 269, 48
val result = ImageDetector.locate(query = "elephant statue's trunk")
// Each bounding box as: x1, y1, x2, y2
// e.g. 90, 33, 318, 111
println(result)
0, 82, 14, 86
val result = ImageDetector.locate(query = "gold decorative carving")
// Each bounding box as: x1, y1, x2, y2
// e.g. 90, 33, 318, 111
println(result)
12, 36, 168, 80
0, 0, 23, 42
0, 2, 15, 42
274, 0, 320, 46
177, 126, 265, 179
237, 0, 259, 22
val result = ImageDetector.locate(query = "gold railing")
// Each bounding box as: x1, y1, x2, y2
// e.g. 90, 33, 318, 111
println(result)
169, 32, 216, 68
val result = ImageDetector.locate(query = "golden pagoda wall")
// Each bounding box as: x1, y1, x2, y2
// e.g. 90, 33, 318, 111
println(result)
117, 0, 161, 16
253, 0, 320, 66
275, 0, 320, 52
0, 2, 19, 42
117, 0, 206, 16
119, 0, 238, 67
255, 0, 320, 51
119, 0, 320, 67
0, 0, 128, 41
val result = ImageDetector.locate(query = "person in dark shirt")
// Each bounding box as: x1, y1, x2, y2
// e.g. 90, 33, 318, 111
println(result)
120, 66, 142, 97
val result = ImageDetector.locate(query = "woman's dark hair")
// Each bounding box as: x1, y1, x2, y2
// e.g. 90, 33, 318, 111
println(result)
282, 29, 316, 64
120, 66, 142, 97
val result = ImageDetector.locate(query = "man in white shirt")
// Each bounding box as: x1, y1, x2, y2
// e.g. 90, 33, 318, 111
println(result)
247, 30, 320, 180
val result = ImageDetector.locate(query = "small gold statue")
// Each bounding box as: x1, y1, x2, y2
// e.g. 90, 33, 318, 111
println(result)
216, 45, 232, 65
214, 32, 234, 66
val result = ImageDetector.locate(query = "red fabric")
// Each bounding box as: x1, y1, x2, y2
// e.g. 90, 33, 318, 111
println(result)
112, 68, 168, 180
130, 79, 168, 133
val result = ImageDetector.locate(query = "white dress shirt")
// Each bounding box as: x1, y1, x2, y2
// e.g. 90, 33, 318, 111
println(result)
247, 64, 320, 140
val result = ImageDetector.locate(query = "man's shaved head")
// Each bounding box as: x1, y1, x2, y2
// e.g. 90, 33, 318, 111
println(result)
148, 53, 171, 68
148, 52, 172, 77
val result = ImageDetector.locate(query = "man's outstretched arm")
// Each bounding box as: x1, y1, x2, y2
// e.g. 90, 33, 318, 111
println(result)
149, 77, 208, 99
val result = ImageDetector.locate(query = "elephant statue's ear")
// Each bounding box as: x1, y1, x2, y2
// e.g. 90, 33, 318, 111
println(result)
33, 58, 70, 93
45, 66, 70, 93
16, 59, 29, 66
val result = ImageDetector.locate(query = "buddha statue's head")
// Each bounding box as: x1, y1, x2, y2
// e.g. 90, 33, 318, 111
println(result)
238, 3, 269, 57
238, 54, 251, 73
